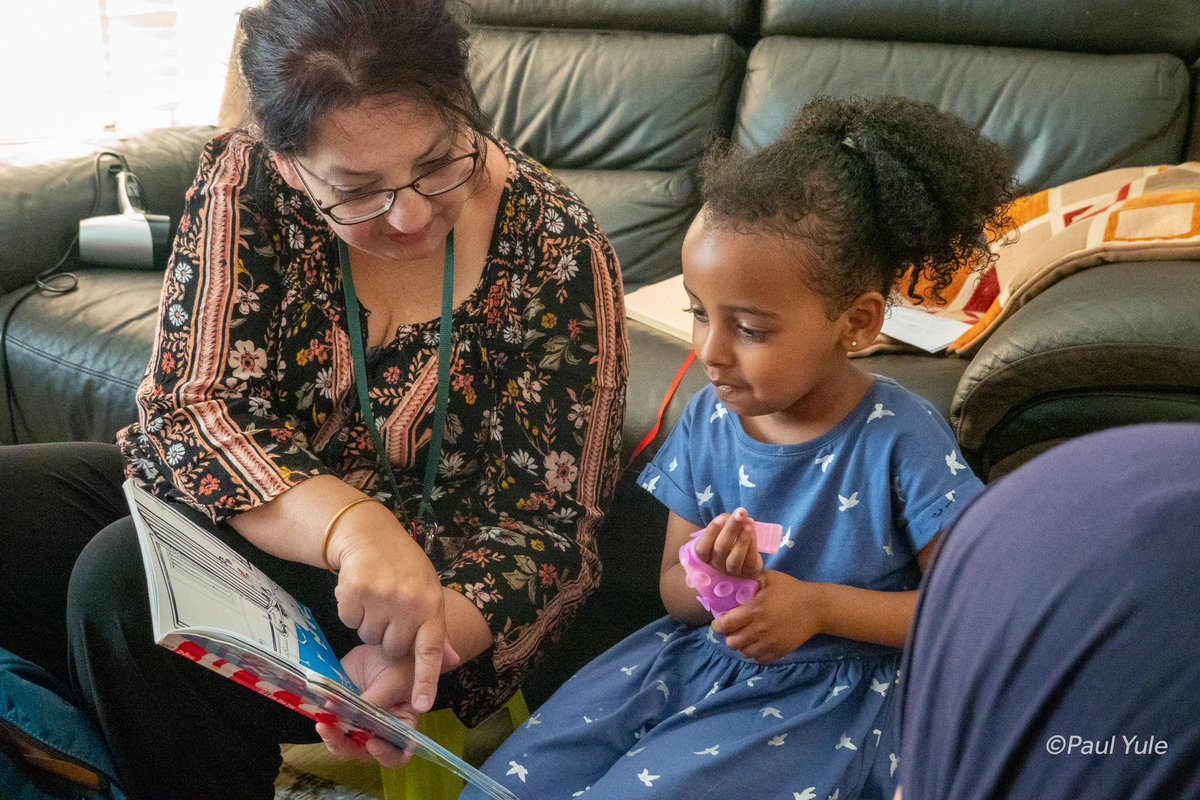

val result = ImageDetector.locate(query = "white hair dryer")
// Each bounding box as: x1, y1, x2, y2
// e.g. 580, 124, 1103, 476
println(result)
78, 164, 171, 269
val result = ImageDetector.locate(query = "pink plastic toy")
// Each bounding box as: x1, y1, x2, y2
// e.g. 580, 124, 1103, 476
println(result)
680, 520, 783, 617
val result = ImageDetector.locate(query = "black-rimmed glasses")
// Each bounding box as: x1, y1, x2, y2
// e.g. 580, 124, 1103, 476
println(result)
291, 150, 480, 225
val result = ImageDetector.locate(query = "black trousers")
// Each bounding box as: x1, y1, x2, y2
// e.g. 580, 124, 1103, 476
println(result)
0, 442, 359, 799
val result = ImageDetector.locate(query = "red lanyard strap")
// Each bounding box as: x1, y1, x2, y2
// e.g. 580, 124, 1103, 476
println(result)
625, 350, 696, 473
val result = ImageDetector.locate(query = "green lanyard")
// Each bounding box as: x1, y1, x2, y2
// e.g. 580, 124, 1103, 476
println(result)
337, 233, 455, 523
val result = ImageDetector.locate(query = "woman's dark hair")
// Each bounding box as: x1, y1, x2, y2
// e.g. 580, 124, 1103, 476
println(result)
237, 0, 487, 155
699, 95, 1017, 314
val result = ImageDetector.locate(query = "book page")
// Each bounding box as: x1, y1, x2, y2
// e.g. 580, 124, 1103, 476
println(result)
881, 305, 973, 353
124, 480, 520, 800
127, 481, 353, 689
624, 273, 691, 341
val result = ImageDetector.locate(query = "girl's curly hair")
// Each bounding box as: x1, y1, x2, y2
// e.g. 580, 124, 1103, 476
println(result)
699, 95, 1018, 315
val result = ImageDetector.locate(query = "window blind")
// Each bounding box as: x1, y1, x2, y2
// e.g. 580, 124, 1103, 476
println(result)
0, 0, 245, 142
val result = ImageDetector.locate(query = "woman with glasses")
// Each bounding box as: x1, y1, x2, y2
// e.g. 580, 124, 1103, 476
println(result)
0, 0, 627, 797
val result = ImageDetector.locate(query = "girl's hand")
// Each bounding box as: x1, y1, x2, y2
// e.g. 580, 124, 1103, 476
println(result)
316, 642, 461, 768
692, 508, 763, 579
711, 570, 824, 663
327, 507, 449, 714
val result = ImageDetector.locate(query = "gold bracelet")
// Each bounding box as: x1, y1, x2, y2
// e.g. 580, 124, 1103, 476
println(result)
321, 496, 375, 574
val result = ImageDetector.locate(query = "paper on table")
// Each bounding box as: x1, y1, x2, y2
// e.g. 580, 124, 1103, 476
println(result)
624, 273, 691, 341
881, 306, 972, 353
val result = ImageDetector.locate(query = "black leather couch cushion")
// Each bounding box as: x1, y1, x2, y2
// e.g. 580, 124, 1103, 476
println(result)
761, 0, 1200, 62
735, 37, 1192, 192
471, 29, 745, 288
952, 261, 1200, 467
470, 0, 752, 34
1, 269, 162, 443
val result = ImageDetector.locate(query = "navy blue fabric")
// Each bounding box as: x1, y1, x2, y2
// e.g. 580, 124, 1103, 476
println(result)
0, 647, 127, 800
899, 423, 1200, 800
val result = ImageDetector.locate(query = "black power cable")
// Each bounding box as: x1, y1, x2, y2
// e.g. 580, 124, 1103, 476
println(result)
1, 150, 129, 444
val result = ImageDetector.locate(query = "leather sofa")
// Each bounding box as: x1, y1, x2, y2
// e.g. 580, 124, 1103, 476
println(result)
2, 0, 1199, 708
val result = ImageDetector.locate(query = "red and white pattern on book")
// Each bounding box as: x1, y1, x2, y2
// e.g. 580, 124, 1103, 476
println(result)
174, 639, 370, 746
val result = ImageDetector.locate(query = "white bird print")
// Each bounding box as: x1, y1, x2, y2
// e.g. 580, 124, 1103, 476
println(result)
668, 457, 678, 472
524, 713, 541, 728
506, 761, 529, 783
873, 729, 883, 746
620, 665, 640, 676
583, 715, 594, 724
838, 492, 860, 511
572, 788, 591, 797
746, 676, 763, 688
867, 403, 895, 423
794, 789, 817, 800
656, 631, 671, 642
738, 465, 756, 488
637, 769, 660, 787
946, 451, 966, 475
890, 753, 900, 777
694, 745, 720, 756
780, 527, 795, 548
814, 453, 835, 472
656, 681, 670, 700
641, 475, 660, 493
704, 682, 721, 699
696, 485, 714, 505
710, 403, 728, 423
761, 706, 783, 719
883, 543, 893, 556
836, 734, 858, 751
826, 684, 849, 701
707, 627, 719, 644
829, 790, 840, 800
768, 734, 787, 747
625, 747, 645, 758
871, 679, 890, 697
945, 490, 956, 502
681, 706, 697, 717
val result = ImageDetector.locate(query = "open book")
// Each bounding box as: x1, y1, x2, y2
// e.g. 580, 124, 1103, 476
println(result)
123, 479, 519, 800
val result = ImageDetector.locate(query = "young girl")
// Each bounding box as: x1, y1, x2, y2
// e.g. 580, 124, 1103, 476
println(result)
462, 95, 1015, 800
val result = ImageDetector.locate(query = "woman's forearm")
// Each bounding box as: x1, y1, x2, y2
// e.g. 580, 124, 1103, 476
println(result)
442, 587, 495, 664
811, 584, 919, 648
232, 475, 493, 660
229, 474, 387, 568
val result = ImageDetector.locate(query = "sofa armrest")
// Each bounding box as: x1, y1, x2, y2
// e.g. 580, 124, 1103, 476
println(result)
951, 260, 1200, 473
0, 125, 217, 293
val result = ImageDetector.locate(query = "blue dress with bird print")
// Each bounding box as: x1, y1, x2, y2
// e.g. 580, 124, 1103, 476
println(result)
465, 376, 983, 800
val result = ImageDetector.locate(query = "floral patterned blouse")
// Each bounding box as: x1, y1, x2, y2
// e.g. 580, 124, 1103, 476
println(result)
117, 130, 629, 724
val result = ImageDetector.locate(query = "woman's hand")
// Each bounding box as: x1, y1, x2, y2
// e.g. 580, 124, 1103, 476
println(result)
692, 508, 763, 579
327, 505, 449, 714
315, 642, 461, 768
711, 570, 824, 663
